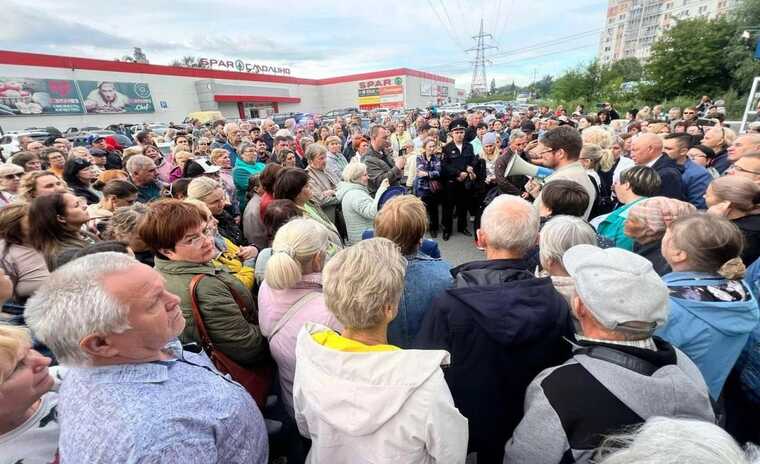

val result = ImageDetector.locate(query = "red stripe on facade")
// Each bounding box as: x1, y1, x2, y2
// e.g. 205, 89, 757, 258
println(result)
0, 50, 454, 85
214, 95, 301, 103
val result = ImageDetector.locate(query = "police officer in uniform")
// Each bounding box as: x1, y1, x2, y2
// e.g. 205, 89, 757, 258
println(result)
440, 118, 480, 241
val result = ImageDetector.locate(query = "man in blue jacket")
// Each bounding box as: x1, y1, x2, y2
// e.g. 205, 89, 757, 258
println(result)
415, 194, 574, 463
663, 133, 712, 209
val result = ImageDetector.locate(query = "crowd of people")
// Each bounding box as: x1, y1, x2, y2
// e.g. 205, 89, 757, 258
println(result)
1, 98, 760, 464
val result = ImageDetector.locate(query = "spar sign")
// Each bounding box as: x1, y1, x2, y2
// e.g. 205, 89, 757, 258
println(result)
197, 58, 291, 75
357, 77, 404, 110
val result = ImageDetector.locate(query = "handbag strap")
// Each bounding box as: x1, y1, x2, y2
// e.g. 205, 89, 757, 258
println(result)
189, 273, 255, 354
189, 274, 215, 354
269, 292, 320, 340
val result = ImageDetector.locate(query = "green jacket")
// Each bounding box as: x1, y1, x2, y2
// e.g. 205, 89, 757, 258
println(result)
155, 258, 268, 366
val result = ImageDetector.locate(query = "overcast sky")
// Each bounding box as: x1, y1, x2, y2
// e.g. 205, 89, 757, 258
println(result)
2, 0, 608, 89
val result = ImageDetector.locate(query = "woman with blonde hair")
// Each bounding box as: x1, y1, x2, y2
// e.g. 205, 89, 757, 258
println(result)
17, 171, 67, 203
0, 325, 59, 462
702, 126, 737, 174
625, 196, 697, 275
293, 238, 468, 463
187, 177, 252, 256
258, 218, 342, 417
657, 213, 759, 400
582, 126, 629, 211
335, 162, 389, 244
209, 148, 236, 207
168, 150, 195, 183
705, 175, 760, 264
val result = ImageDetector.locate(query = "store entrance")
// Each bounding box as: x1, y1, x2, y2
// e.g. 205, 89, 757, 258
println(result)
243, 102, 276, 119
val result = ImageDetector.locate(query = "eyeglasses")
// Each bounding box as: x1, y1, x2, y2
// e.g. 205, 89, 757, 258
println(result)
180, 224, 215, 247
683, 111, 695, 115
3, 174, 22, 180
533, 148, 556, 156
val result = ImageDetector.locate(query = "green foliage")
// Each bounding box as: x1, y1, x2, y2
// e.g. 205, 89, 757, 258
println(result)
644, 18, 736, 100
543, 9, 759, 117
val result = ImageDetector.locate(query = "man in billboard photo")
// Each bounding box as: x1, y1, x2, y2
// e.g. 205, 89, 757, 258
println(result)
85, 81, 129, 113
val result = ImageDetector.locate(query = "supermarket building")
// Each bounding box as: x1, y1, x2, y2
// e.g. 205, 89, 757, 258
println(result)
0, 50, 458, 131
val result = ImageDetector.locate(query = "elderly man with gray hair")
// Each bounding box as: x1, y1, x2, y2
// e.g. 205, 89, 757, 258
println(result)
126, 154, 163, 203
415, 194, 574, 463
504, 245, 715, 464
23, 253, 268, 463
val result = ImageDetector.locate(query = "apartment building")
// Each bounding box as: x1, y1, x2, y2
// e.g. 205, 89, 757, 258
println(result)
598, 0, 738, 64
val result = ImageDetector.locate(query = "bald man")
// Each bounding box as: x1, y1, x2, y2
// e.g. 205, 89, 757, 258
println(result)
727, 134, 760, 164
631, 133, 685, 201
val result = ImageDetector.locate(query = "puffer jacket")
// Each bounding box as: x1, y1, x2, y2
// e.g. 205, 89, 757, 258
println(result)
335, 181, 388, 245
155, 258, 268, 366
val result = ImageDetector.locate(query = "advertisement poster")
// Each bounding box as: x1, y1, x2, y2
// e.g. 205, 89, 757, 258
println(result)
357, 77, 404, 111
78, 80, 155, 114
421, 81, 433, 97
0, 77, 84, 116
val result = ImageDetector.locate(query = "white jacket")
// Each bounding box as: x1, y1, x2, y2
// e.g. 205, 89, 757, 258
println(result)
293, 323, 468, 464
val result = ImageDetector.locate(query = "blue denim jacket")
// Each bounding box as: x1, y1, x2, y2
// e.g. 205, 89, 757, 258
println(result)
388, 252, 452, 348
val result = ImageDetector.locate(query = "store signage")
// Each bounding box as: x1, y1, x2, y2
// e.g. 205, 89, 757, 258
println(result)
358, 77, 403, 89
197, 58, 291, 75
357, 77, 404, 110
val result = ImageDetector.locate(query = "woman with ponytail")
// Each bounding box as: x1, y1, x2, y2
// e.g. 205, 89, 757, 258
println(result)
582, 126, 627, 216
257, 218, 341, 417
705, 175, 760, 265
656, 213, 760, 400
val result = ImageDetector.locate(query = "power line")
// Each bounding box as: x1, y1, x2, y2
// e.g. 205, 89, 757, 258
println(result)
489, 29, 602, 59
438, 0, 464, 46
467, 18, 498, 96
426, 0, 465, 49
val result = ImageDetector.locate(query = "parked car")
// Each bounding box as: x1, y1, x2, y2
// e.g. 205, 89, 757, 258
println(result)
0, 130, 51, 157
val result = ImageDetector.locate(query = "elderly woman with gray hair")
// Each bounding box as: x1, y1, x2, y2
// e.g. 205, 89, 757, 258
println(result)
293, 238, 468, 463
304, 143, 340, 223
335, 162, 389, 244
539, 215, 599, 310
625, 196, 697, 275
595, 417, 757, 464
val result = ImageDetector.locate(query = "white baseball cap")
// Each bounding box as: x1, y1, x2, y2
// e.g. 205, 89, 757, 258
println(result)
563, 244, 669, 333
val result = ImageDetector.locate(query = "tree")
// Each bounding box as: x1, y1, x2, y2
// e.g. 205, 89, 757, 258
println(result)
530, 75, 554, 98
169, 56, 207, 68
490, 78, 496, 95
643, 18, 735, 100
114, 47, 149, 64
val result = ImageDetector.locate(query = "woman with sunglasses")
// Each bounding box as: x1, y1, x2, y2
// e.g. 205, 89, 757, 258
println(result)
0, 164, 25, 207
194, 137, 211, 157
687, 144, 719, 178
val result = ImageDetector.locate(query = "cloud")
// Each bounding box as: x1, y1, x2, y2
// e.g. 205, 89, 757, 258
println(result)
2, 0, 610, 86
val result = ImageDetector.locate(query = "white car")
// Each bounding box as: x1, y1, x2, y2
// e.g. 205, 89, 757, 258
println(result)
0, 131, 49, 159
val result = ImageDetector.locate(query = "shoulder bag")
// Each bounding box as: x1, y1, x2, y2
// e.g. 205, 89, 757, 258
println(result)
189, 274, 272, 408
268, 292, 320, 341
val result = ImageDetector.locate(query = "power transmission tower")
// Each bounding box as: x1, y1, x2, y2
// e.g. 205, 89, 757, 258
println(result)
467, 18, 498, 97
